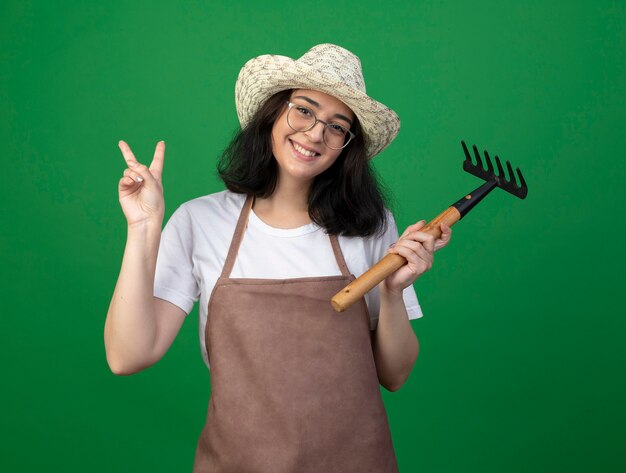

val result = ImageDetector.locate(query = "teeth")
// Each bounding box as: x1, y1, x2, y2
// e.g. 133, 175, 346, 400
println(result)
293, 142, 318, 157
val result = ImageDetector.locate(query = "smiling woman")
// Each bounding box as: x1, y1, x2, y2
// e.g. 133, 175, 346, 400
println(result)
104, 43, 452, 472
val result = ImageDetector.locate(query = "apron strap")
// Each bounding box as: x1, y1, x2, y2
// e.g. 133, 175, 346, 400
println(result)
329, 234, 351, 278
221, 194, 254, 278
222, 194, 352, 279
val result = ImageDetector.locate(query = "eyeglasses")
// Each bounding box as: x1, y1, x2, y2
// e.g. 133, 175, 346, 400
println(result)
285, 101, 356, 150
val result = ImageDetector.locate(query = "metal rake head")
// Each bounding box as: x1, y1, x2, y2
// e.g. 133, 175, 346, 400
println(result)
461, 141, 528, 199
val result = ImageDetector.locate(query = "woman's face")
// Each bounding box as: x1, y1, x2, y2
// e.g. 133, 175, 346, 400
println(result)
271, 89, 355, 188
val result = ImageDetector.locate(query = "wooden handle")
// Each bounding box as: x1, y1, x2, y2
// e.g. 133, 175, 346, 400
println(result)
331, 206, 462, 312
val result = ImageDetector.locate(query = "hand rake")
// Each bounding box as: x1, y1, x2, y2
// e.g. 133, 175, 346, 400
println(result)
331, 141, 528, 312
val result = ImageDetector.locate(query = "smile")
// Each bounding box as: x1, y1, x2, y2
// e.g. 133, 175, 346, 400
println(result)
290, 140, 320, 159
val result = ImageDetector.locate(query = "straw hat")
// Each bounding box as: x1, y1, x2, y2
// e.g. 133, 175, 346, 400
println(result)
235, 44, 400, 158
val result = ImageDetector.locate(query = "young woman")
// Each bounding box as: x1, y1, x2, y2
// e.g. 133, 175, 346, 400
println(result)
105, 44, 451, 472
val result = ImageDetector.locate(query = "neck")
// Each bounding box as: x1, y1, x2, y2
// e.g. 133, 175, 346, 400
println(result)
253, 176, 312, 228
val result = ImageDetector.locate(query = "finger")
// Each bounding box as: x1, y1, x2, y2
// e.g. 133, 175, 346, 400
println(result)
118, 140, 141, 168
119, 175, 139, 192
127, 162, 158, 189
392, 239, 432, 262
123, 168, 144, 183
118, 141, 158, 187
432, 223, 452, 251
404, 230, 436, 252
389, 241, 433, 271
149, 141, 165, 181
439, 223, 452, 239
438, 223, 452, 242
414, 243, 433, 263
399, 220, 426, 239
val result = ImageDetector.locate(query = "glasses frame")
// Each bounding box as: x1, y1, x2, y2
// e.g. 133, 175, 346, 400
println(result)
285, 101, 356, 150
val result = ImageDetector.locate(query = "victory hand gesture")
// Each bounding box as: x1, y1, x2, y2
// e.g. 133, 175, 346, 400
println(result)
118, 140, 166, 226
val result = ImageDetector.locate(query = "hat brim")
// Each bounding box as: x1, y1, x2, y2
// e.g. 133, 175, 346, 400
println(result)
235, 54, 400, 158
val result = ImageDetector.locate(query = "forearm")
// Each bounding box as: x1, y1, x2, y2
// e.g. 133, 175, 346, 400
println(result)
104, 221, 161, 374
371, 286, 419, 391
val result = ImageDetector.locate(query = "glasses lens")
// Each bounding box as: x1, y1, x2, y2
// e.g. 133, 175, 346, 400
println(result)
287, 104, 316, 131
323, 124, 350, 150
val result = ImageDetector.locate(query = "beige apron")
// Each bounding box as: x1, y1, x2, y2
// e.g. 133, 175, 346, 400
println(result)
193, 195, 398, 472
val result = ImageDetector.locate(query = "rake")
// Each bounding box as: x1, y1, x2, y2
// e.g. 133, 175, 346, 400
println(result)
331, 141, 528, 312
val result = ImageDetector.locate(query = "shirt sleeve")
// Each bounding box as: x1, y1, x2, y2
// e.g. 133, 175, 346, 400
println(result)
154, 205, 200, 314
364, 210, 423, 328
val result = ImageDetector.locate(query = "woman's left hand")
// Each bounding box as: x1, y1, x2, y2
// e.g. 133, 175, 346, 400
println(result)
382, 221, 452, 294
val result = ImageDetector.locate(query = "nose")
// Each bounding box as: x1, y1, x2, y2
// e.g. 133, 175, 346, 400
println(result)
305, 121, 325, 143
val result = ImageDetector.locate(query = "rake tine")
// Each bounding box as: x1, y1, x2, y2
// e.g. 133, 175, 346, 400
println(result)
505, 160, 517, 187
472, 144, 484, 170
495, 155, 505, 180
461, 141, 472, 164
484, 149, 494, 175
517, 168, 528, 195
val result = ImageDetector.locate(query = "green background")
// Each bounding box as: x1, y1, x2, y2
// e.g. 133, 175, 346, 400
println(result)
2, 0, 625, 471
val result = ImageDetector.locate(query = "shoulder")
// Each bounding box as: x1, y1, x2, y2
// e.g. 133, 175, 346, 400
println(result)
161, 190, 248, 258
168, 190, 246, 225
161, 191, 246, 241
179, 190, 246, 217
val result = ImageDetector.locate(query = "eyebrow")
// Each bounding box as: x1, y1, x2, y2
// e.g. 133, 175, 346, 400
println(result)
292, 95, 354, 126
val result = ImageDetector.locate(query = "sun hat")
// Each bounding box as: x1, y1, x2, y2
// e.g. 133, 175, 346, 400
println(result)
235, 43, 400, 159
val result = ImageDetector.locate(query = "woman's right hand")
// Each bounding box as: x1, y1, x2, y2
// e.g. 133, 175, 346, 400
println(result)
117, 140, 166, 227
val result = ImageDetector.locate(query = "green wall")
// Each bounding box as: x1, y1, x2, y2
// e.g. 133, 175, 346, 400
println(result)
1, 1, 624, 471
